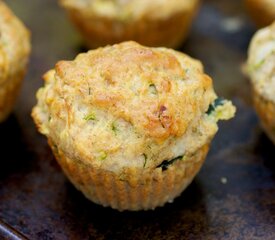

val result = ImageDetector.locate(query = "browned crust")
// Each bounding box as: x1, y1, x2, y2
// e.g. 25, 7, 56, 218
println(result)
253, 87, 275, 144
0, 69, 25, 122
62, 3, 199, 48
0, 1, 31, 121
245, 0, 275, 27
48, 138, 209, 211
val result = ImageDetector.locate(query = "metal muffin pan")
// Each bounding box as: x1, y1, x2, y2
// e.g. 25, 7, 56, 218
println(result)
0, 0, 274, 239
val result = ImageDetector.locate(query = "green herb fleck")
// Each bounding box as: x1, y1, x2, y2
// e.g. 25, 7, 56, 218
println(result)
83, 113, 96, 121
143, 154, 148, 168
99, 151, 107, 160
157, 155, 184, 171
206, 98, 225, 115
252, 50, 275, 70
149, 84, 157, 95
111, 122, 118, 134
253, 59, 266, 70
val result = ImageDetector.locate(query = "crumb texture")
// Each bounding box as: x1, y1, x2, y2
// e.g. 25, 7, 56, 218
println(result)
32, 41, 234, 172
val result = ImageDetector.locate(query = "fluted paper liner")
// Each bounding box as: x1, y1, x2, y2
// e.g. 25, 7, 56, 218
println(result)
61, 3, 199, 48
49, 139, 209, 211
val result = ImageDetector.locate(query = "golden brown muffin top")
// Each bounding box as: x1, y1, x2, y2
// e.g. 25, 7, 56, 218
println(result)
247, 21, 275, 102
60, 0, 199, 20
48, 41, 215, 141
0, 1, 30, 85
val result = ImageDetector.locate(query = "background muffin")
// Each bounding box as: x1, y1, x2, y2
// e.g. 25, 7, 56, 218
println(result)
247, 21, 275, 144
0, 1, 31, 122
59, 0, 200, 48
32, 41, 235, 211
245, 0, 275, 27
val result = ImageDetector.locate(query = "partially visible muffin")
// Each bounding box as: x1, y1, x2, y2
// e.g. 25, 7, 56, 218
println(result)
32, 41, 235, 211
0, 1, 31, 122
59, 0, 200, 48
245, 0, 275, 27
247, 21, 275, 143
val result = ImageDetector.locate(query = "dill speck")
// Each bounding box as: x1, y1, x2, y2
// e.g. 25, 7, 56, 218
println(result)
206, 98, 225, 115
143, 154, 148, 168
149, 84, 157, 94
84, 113, 96, 121
157, 155, 184, 171
99, 151, 107, 160
111, 122, 118, 134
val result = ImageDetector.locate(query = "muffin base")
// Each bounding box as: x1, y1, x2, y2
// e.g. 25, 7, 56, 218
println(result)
245, 0, 275, 27
253, 88, 275, 144
48, 139, 209, 211
0, 70, 25, 122
62, 3, 199, 48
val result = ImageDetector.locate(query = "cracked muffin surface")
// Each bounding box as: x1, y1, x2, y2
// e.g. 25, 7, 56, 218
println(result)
32, 41, 235, 210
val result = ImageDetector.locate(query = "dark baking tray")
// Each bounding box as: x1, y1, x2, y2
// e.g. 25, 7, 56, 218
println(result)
1, 0, 275, 239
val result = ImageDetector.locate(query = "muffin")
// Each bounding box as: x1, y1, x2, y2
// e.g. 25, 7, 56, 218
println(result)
32, 41, 235, 211
245, 0, 275, 27
247, 21, 275, 144
59, 0, 200, 48
0, 1, 31, 122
